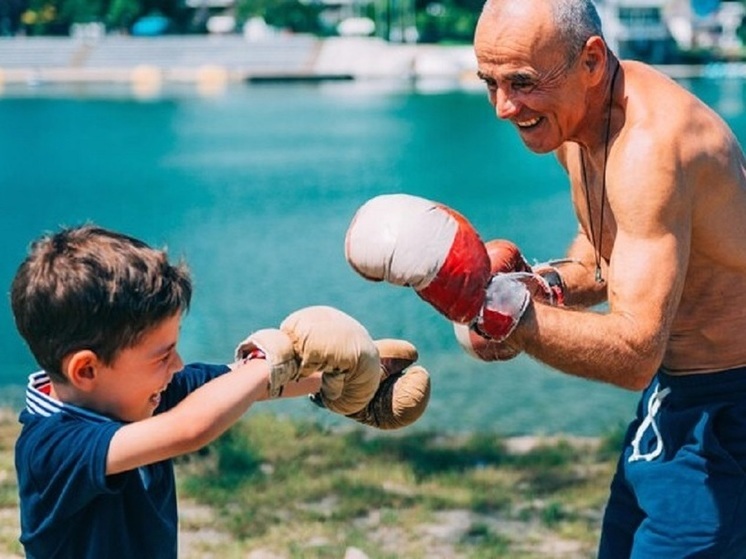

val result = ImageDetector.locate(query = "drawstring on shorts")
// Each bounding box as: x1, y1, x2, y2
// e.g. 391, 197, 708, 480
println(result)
628, 384, 672, 463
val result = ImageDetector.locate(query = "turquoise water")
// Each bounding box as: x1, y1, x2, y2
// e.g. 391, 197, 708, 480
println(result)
1, 78, 744, 435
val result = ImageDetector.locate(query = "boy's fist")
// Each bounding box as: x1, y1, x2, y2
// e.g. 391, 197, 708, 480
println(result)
341, 338, 431, 429
281, 305, 381, 415
234, 328, 299, 398
235, 306, 380, 412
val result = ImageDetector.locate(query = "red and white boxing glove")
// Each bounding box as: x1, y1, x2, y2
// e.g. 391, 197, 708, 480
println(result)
345, 194, 491, 324
531, 261, 567, 306
453, 239, 529, 361
475, 273, 533, 342
459, 240, 568, 351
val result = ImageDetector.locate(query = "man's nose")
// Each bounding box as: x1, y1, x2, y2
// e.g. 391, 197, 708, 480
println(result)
494, 87, 519, 120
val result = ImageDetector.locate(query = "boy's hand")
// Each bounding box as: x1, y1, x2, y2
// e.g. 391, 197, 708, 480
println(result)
337, 338, 431, 429
234, 329, 298, 398
235, 306, 380, 411
280, 305, 381, 415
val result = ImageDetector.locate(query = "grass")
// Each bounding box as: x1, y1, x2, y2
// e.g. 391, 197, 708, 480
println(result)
0, 410, 624, 558
175, 414, 622, 558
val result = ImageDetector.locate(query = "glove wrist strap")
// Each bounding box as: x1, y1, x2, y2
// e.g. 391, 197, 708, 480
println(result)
534, 257, 576, 306
536, 267, 565, 306
238, 348, 278, 397
241, 348, 267, 362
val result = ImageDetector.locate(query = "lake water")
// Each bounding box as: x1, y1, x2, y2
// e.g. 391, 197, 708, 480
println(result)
1, 76, 744, 436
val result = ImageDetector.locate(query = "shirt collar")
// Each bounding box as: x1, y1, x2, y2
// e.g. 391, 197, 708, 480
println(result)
25, 371, 112, 422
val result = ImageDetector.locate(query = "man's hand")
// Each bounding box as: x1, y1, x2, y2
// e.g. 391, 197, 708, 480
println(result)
454, 239, 566, 359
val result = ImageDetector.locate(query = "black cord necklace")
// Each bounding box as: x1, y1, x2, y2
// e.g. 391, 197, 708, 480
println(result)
580, 60, 620, 284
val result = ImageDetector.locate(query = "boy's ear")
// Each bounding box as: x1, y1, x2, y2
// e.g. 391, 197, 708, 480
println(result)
64, 350, 101, 391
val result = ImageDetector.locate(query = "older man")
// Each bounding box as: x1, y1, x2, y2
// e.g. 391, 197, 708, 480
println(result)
473, 0, 746, 557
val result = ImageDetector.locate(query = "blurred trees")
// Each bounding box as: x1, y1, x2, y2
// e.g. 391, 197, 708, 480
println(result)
416, 0, 482, 43
11, 0, 746, 46
8, 0, 487, 39
234, 0, 322, 34
20, 0, 187, 34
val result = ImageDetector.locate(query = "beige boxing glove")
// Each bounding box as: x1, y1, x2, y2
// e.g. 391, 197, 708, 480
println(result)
280, 305, 381, 415
237, 305, 381, 412
234, 328, 299, 398
343, 339, 431, 430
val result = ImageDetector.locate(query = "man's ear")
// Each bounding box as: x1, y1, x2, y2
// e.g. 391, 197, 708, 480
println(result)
64, 350, 101, 392
582, 36, 608, 87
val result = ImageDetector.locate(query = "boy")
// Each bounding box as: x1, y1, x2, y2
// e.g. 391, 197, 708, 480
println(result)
10, 224, 424, 558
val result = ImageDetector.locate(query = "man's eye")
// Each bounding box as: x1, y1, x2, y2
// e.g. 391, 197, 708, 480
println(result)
512, 81, 536, 92
480, 77, 497, 91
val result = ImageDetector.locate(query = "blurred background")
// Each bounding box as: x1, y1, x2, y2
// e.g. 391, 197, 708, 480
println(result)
1, 0, 745, 437
1, 0, 745, 65
0, 0, 745, 63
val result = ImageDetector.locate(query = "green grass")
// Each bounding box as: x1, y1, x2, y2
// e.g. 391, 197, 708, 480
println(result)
176, 413, 619, 558
0, 411, 622, 558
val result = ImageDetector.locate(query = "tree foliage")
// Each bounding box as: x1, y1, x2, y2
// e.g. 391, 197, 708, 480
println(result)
13, 0, 746, 47
13, 0, 487, 37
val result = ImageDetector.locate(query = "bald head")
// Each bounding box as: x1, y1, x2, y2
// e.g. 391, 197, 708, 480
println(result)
480, 0, 604, 64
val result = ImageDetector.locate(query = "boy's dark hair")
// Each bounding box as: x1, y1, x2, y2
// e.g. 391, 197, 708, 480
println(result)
10, 225, 192, 383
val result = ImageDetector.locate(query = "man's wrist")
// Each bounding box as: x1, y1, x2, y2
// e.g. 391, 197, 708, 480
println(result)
536, 267, 565, 306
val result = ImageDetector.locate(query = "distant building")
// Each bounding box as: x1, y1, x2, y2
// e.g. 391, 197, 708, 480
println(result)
597, 0, 679, 63
666, 0, 745, 58
597, 0, 745, 64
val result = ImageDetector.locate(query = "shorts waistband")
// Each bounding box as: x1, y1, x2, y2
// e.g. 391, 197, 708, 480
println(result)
657, 365, 746, 401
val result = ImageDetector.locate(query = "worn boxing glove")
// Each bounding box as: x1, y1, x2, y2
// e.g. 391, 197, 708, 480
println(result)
531, 261, 567, 306
342, 339, 431, 429
478, 267, 569, 342
453, 239, 528, 361
345, 193, 491, 324
474, 271, 533, 343
235, 306, 380, 412
453, 240, 567, 359
234, 328, 299, 398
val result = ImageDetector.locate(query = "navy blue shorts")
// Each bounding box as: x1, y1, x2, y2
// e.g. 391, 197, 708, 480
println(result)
598, 367, 746, 559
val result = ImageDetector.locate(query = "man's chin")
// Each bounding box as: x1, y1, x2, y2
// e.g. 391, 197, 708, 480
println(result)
521, 140, 556, 155
516, 127, 557, 154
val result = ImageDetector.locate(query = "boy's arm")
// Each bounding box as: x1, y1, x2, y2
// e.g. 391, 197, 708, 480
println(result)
228, 364, 322, 402
107, 359, 311, 475
107, 305, 376, 475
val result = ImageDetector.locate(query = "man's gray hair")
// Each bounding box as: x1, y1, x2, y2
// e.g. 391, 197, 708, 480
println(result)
553, 0, 605, 62
482, 0, 605, 63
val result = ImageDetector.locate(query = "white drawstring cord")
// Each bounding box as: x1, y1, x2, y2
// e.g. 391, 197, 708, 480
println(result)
628, 384, 672, 463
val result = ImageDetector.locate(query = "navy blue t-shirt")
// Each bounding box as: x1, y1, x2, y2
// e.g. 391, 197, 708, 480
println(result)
15, 362, 230, 559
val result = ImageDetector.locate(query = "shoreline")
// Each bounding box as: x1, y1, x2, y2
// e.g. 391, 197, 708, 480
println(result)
0, 35, 476, 91
2, 35, 745, 94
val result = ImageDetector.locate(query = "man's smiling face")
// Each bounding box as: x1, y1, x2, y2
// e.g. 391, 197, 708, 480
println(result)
474, 0, 590, 153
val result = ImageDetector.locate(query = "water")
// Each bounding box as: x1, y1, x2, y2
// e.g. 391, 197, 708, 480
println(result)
1, 77, 744, 435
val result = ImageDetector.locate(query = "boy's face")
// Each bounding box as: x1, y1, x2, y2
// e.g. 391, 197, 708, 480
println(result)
90, 313, 184, 422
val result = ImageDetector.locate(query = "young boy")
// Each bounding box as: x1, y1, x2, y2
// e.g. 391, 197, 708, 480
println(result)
10, 224, 425, 559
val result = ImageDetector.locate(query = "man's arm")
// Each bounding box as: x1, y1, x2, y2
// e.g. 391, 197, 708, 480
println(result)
552, 145, 609, 308
551, 229, 608, 308
513, 136, 692, 390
